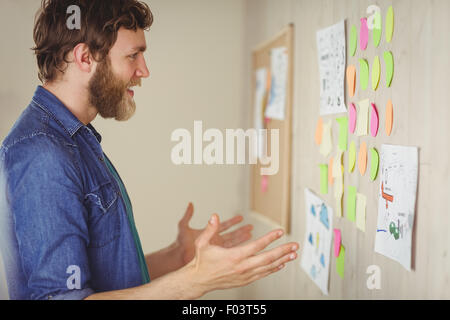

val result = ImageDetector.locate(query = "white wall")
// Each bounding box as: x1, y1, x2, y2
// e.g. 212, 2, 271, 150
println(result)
0, 0, 246, 300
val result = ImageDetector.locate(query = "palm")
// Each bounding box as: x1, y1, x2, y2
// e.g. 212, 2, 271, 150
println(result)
177, 203, 253, 265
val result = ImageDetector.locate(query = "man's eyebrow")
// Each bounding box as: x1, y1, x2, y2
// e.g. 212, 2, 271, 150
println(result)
130, 46, 147, 52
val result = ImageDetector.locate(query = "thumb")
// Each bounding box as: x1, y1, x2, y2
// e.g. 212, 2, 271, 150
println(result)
179, 202, 194, 228
195, 214, 220, 248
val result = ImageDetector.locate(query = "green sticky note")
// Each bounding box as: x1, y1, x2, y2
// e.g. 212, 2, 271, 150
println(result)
347, 185, 357, 222
348, 141, 356, 173
385, 6, 394, 43
336, 245, 345, 279
359, 59, 369, 90
372, 12, 382, 47
336, 117, 348, 151
372, 56, 380, 91
384, 51, 394, 87
370, 148, 379, 181
319, 164, 328, 195
349, 25, 357, 57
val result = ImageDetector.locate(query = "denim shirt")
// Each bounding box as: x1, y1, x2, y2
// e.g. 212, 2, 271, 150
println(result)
0, 86, 147, 300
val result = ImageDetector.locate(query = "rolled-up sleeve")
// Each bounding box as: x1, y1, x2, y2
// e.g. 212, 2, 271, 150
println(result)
5, 134, 94, 300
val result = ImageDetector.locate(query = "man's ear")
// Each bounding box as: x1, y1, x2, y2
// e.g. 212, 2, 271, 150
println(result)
72, 43, 94, 74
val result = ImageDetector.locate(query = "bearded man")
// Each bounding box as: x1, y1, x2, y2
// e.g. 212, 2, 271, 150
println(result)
0, 0, 298, 300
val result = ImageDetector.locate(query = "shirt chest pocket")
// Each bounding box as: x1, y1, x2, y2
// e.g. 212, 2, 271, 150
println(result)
84, 181, 122, 248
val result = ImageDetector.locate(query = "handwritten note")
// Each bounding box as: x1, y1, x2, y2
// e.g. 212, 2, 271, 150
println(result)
317, 20, 347, 115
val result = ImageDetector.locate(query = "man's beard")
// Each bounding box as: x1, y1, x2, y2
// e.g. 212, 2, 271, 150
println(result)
88, 57, 138, 121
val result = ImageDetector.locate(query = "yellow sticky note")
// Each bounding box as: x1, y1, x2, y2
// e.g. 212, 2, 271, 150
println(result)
347, 185, 357, 222
372, 56, 380, 91
319, 121, 332, 157
319, 164, 328, 195
385, 6, 394, 43
336, 245, 345, 279
356, 193, 367, 232
356, 99, 369, 136
348, 141, 356, 173
334, 176, 343, 218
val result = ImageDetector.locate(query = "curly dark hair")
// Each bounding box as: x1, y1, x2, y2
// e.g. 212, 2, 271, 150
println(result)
32, 0, 153, 83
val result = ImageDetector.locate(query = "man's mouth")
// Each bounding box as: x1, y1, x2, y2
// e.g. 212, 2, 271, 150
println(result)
126, 80, 141, 98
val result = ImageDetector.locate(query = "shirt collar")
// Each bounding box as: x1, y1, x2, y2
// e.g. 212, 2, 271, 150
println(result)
31, 86, 101, 142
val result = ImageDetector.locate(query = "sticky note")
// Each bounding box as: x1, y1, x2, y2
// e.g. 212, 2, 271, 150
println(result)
360, 18, 368, 50
370, 103, 379, 137
348, 103, 357, 134
347, 65, 356, 97
332, 151, 343, 179
335, 188, 343, 218
358, 142, 367, 176
319, 121, 332, 157
261, 175, 268, 192
384, 51, 394, 87
336, 245, 345, 279
315, 117, 323, 145
348, 141, 356, 173
371, 56, 381, 91
356, 193, 367, 232
385, 99, 394, 136
333, 229, 341, 257
359, 59, 369, 91
336, 117, 348, 151
319, 164, 328, 195
372, 11, 382, 47
370, 147, 379, 181
347, 185, 357, 222
385, 6, 394, 43
328, 157, 334, 186
356, 99, 369, 136
349, 25, 357, 57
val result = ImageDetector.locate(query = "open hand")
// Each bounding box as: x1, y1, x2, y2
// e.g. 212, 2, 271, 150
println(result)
176, 202, 253, 265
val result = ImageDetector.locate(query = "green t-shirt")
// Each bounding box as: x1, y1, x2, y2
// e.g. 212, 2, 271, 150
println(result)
103, 154, 150, 285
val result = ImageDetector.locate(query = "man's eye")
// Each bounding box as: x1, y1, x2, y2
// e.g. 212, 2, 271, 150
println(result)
129, 53, 138, 60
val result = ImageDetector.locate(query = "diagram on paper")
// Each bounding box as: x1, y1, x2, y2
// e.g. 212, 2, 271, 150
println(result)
316, 20, 347, 115
374, 144, 419, 271
301, 188, 333, 295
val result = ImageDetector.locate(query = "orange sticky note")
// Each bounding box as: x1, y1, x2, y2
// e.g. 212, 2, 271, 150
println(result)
315, 117, 323, 145
346, 65, 356, 98
385, 99, 393, 136
358, 142, 367, 176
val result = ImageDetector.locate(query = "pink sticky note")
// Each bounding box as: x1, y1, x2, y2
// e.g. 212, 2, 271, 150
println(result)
370, 103, 379, 137
334, 229, 341, 257
264, 117, 271, 125
349, 103, 357, 134
261, 175, 268, 193
360, 18, 368, 51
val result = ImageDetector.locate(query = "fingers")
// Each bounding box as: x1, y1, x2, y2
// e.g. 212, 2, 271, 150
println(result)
178, 202, 194, 228
222, 224, 253, 247
195, 214, 220, 248
245, 243, 298, 276
237, 229, 285, 258
218, 215, 244, 233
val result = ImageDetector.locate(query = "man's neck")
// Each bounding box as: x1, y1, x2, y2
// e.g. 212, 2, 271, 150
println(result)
43, 81, 98, 125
